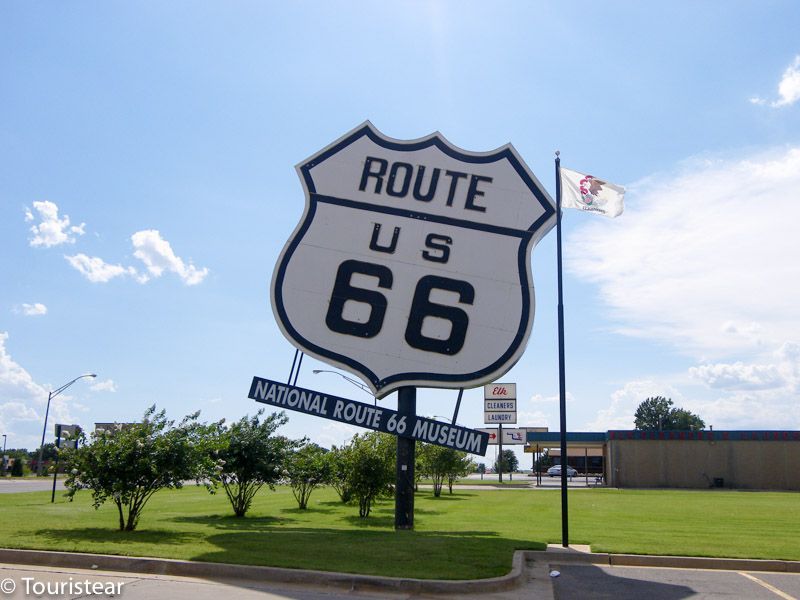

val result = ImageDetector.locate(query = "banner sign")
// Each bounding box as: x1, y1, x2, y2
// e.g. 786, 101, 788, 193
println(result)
484, 382, 517, 424
483, 411, 517, 424
271, 122, 556, 398
477, 427, 527, 445
484, 399, 517, 411
55, 424, 79, 438
249, 376, 489, 455
484, 383, 516, 400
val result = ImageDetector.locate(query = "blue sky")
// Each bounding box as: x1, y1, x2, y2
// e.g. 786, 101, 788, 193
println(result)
2, 2, 799, 466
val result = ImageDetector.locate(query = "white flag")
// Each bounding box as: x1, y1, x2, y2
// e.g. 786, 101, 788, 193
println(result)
560, 167, 625, 218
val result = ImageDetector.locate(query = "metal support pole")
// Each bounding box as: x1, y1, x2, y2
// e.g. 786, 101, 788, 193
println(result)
37, 392, 54, 477
287, 349, 299, 384
556, 152, 570, 547
498, 423, 504, 483
585, 447, 589, 487
451, 388, 463, 424
292, 352, 304, 387
394, 386, 416, 530
51, 425, 61, 503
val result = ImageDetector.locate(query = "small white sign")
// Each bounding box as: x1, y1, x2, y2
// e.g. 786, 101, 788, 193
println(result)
484, 411, 517, 424
484, 399, 517, 411
56, 424, 79, 438
484, 383, 517, 400
477, 427, 527, 445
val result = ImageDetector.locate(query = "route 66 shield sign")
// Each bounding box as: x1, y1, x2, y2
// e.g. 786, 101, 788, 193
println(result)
272, 122, 555, 398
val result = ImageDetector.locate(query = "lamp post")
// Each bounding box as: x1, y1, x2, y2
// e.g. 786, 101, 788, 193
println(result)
37, 373, 96, 476
312, 369, 376, 405
2, 434, 6, 477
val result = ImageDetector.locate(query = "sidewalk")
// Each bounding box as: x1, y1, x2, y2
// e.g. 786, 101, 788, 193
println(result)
1, 545, 798, 599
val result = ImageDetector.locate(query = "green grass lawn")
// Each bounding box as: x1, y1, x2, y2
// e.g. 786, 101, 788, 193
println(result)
0, 486, 798, 579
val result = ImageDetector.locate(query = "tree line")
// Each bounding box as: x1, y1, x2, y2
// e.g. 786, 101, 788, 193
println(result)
56, 406, 476, 531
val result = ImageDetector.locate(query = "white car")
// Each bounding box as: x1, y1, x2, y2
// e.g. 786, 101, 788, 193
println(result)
547, 465, 578, 477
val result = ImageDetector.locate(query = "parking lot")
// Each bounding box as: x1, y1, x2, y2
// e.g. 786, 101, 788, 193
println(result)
551, 563, 800, 599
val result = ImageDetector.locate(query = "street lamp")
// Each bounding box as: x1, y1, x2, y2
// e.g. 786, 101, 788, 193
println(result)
312, 369, 375, 404
37, 373, 96, 476
2, 434, 6, 477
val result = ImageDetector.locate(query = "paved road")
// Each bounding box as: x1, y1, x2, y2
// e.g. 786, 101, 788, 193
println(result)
0, 478, 65, 494
0, 561, 551, 600
0, 476, 598, 494
551, 563, 800, 599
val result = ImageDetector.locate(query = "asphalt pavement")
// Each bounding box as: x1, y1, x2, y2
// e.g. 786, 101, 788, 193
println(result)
551, 563, 800, 599
0, 478, 65, 494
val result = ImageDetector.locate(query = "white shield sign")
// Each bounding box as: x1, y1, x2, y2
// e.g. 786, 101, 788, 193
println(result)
272, 122, 555, 398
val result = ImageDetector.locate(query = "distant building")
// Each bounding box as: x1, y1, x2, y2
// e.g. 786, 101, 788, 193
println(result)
526, 430, 800, 491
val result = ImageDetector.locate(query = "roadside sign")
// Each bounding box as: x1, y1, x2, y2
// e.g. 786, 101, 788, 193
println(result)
484, 399, 517, 411
484, 411, 517, 424
271, 122, 556, 398
484, 382, 517, 424
249, 376, 489, 455
477, 427, 528, 445
484, 383, 516, 399
55, 424, 79, 437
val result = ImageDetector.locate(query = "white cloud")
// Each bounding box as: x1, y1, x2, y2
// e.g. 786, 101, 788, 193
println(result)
582, 380, 684, 431
567, 146, 800, 362
131, 230, 209, 286
0, 332, 89, 448
689, 362, 785, 391
694, 390, 800, 430
26, 201, 86, 248
314, 421, 361, 449
64, 253, 142, 283
0, 402, 40, 424
750, 55, 800, 108
90, 378, 117, 393
14, 303, 48, 317
0, 332, 47, 444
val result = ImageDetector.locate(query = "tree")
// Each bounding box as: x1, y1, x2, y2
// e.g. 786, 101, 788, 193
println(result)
634, 397, 705, 431
29, 443, 58, 475
326, 444, 354, 503
446, 452, 473, 494
210, 410, 297, 517
494, 449, 518, 478
344, 432, 395, 518
634, 396, 673, 430
671, 408, 706, 431
285, 443, 330, 510
418, 444, 472, 496
64, 406, 215, 531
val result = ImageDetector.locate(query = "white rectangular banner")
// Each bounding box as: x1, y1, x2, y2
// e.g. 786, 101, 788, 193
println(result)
477, 427, 527, 445
484, 383, 517, 400
484, 399, 517, 412
484, 411, 517, 424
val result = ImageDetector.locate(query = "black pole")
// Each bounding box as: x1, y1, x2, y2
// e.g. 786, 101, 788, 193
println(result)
37, 391, 53, 476
451, 388, 464, 424
556, 151, 569, 547
287, 349, 299, 385
395, 386, 416, 530
51, 425, 61, 503
498, 423, 503, 483
292, 352, 304, 387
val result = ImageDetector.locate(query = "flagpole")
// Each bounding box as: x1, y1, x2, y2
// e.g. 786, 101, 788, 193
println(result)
555, 151, 569, 548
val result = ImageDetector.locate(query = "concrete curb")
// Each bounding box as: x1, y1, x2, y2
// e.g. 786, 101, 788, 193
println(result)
541, 549, 800, 573
0, 548, 527, 594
